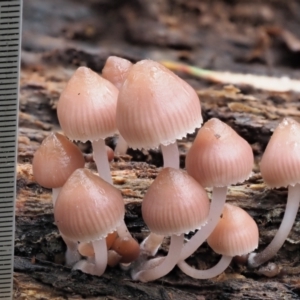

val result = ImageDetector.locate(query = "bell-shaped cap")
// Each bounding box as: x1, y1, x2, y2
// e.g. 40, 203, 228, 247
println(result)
142, 168, 209, 236
102, 56, 132, 90
57, 66, 119, 142
260, 118, 300, 188
32, 132, 85, 188
116, 60, 202, 149
54, 168, 125, 242
186, 118, 254, 187
207, 204, 259, 256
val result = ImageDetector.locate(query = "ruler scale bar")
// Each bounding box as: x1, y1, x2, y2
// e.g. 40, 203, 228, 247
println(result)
0, 204, 14, 208
0, 0, 22, 299
0, 100, 18, 104
0, 63, 17, 68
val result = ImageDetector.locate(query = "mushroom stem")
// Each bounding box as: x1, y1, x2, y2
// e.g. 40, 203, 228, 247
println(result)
53, 188, 80, 266
161, 141, 180, 169
93, 238, 108, 275
116, 219, 133, 239
115, 134, 128, 155
73, 238, 108, 276
132, 234, 184, 282
107, 249, 122, 267
248, 184, 300, 268
179, 186, 227, 261
140, 232, 164, 256
62, 233, 81, 266
92, 139, 113, 184
52, 187, 61, 206
177, 255, 232, 279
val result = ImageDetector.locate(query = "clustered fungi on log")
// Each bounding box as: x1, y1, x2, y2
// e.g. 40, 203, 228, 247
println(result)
31, 56, 300, 282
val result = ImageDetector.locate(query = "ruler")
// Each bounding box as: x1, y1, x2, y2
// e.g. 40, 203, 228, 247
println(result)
0, 0, 22, 299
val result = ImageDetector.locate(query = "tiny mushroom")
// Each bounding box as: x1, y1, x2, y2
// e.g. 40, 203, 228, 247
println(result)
131, 168, 209, 282
102, 56, 133, 155
179, 118, 254, 263
111, 236, 140, 264
57, 66, 119, 184
54, 168, 125, 276
248, 117, 300, 268
32, 132, 85, 205
102, 56, 132, 90
116, 59, 202, 169
178, 204, 259, 279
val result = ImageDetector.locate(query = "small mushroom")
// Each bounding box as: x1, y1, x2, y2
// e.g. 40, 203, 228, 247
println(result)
248, 118, 300, 268
131, 168, 209, 282
102, 56, 132, 90
102, 56, 133, 156
54, 168, 125, 276
116, 59, 202, 169
111, 236, 140, 264
57, 66, 118, 184
178, 204, 259, 279
32, 132, 85, 205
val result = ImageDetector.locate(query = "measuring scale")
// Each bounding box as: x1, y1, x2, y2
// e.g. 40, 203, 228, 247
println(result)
0, 0, 22, 298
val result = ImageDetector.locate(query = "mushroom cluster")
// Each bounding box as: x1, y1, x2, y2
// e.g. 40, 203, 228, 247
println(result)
32, 56, 297, 282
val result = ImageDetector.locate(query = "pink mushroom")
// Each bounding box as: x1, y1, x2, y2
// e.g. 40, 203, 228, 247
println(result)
248, 118, 300, 267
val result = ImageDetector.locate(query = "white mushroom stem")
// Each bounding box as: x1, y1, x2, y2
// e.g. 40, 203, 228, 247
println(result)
248, 184, 300, 268
179, 186, 227, 261
161, 141, 180, 169
92, 139, 113, 184
115, 134, 128, 155
73, 238, 108, 276
52, 187, 61, 206
62, 234, 81, 266
177, 255, 232, 279
107, 250, 122, 267
52, 188, 80, 266
139, 233, 164, 256
132, 234, 184, 282
93, 239, 108, 275
116, 219, 133, 239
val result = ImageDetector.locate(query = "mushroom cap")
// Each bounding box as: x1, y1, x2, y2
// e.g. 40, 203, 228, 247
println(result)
32, 132, 85, 188
111, 236, 140, 263
186, 118, 254, 187
57, 66, 119, 142
142, 168, 210, 236
78, 242, 95, 257
260, 118, 300, 188
102, 56, 132, 90
54, 168, 125, 242
207, 204, 259, 256
116, 59, 202, 149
